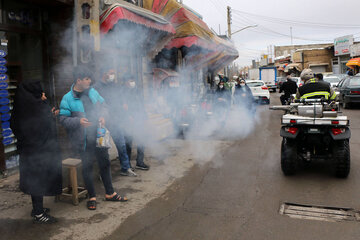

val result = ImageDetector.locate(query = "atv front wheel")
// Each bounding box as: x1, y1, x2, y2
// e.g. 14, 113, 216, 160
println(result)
281, 138, 298, 176
333, 140, 350, 178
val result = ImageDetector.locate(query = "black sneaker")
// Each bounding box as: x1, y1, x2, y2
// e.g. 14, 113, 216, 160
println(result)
135, 163, 150, 171
33, 212, 57, 224
31, 208, 50, 217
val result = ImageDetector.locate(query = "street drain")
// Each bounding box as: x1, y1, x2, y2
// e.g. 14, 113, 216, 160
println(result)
279, 202, 360, 222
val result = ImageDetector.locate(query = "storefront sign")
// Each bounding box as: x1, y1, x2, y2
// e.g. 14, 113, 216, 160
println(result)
1, 121, 10, 129
0, 58, 7, 65
0, 50, 7, 58
350, 43, 360, 57
1, 113, 10, 121
0, 50, 13, 146
0, 90, 9, 98
0, 106, 10, 113
2, 129, 12, 137
0, 98, 9, 105
3, 138, 13, 145
0, 74, 8, 81
0, 82, 8, 89
0, 66, 7, 73
334, 35, 354, 56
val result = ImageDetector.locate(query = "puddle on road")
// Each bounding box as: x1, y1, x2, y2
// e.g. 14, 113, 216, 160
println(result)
280, 202, 360, 222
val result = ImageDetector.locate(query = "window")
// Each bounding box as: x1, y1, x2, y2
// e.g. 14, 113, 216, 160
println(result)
349, 77, 360, 86
247, 82, 263, 87
342, 78, 351, 87
324, 77, 340, 83
81, 3, 91, 19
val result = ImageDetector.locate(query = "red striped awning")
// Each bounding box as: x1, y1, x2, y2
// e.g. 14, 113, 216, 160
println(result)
100, 4, 175, 35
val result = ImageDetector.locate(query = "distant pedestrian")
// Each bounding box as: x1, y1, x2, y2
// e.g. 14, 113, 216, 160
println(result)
94, 66, 137, 177
121, 76, 150, 171
59, 65, 128, 211
11, 80, 62, 224
346, 68, 354, 76
234, 79, 254, 108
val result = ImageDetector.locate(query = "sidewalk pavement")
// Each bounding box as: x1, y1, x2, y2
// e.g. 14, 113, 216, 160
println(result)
0, 138, 232, 240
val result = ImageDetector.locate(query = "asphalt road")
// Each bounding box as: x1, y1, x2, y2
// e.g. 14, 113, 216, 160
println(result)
108, 93, 360, 240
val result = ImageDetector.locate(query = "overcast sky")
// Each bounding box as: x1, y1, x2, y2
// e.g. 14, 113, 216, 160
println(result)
182, 0, 360, 67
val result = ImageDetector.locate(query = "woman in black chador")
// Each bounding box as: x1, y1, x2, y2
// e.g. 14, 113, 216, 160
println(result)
11, 80, 62, 224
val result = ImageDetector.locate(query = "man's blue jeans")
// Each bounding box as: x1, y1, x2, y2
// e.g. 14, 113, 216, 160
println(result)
110, 127, 131, 171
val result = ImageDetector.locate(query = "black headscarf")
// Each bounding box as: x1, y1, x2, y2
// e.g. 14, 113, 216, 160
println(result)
11, 80, 53, 152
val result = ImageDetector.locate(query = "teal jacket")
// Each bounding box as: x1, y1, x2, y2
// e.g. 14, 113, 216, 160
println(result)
59, 85, 105, 151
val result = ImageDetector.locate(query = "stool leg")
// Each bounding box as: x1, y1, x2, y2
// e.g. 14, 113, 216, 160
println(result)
69, 167, 79, 205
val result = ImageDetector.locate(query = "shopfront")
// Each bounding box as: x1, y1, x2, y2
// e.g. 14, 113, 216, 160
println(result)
0, 0, 73, 176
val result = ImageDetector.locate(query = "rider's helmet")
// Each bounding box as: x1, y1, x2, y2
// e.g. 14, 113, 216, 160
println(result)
300, 69, 314, 82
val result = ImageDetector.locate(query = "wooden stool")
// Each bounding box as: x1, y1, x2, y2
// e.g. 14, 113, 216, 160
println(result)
59, 158, 88, 205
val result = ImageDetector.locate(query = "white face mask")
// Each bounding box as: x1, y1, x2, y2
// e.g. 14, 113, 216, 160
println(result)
129, 81, 136, 88
107, 74, 115, 82
219, 85, 224, 89
240, 83, 245, 87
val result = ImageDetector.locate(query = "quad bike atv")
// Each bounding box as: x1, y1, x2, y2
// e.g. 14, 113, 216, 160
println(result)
271, 99, 351, 178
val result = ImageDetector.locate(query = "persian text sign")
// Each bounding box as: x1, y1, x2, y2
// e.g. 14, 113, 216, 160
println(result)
334, 35, 354, 56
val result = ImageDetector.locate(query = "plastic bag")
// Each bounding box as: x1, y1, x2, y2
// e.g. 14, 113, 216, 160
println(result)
96, 124, 112, 149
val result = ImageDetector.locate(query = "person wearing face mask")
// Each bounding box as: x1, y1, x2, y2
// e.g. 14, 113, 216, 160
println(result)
60, 65, 129, 211
11, 80, 62, 223
94, 66, 137, 177
234, 79, 254, 109
121, 76, 150, 171
215, 81, 231, 122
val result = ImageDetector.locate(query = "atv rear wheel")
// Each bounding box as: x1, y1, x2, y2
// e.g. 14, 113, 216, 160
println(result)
281, 138, 298, 176
333, 140, 350, 178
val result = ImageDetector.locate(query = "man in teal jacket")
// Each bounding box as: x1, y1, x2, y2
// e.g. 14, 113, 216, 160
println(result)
60, 65, 128, 210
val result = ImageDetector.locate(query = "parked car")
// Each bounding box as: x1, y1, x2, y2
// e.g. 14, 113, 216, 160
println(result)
323, 76, 341, 88
291, 77, 302, 87
246, 80, 270, 104
277, 77, 287, 89
327, 73, 347, 80
337, 76, 360, 109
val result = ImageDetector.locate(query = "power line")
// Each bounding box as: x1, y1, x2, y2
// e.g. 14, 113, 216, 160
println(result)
208, 0, 226, 18
232, 9, 360, 29
232, 23, 332, 42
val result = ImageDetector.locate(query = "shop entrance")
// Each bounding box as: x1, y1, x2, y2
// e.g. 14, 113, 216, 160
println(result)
0, 0, 47, 174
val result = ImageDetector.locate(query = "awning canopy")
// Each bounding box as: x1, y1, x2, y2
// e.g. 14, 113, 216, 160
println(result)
143, 0, 238, 70
144, 0, 215, 50
100, 2, 175, 34
285, 63, 302, 72
346, 58, 360, 69
100, 2, 175, 58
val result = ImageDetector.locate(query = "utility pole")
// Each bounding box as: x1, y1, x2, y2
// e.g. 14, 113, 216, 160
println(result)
227, 6, 232, 39
290, 26, 293, 45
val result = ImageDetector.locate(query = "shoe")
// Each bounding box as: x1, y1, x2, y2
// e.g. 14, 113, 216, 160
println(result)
31, 208, 50, 217
33, 212, 57, 224
135, 163, 149, 171
120, 168, 137, 177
